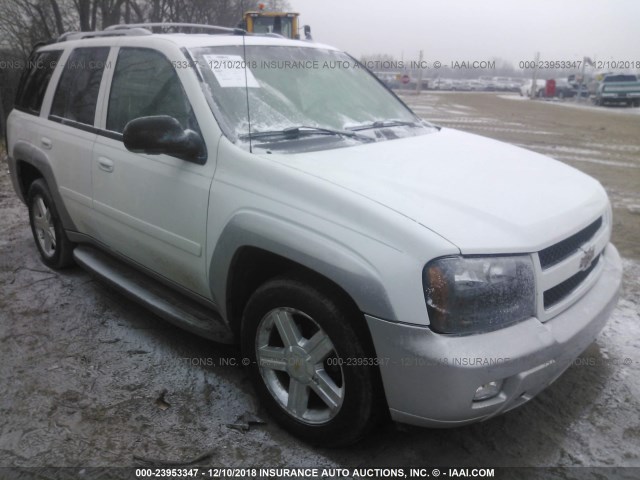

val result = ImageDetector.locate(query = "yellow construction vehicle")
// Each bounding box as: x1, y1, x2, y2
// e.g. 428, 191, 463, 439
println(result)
240, 3, 311, 40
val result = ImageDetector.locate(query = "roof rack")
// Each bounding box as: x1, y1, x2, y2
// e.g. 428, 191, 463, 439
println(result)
56, 23, 247, 43
105, 23, 246, 35
57, 28, 152, 42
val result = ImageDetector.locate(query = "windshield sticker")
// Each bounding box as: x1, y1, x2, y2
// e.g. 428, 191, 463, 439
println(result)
203, 54, 260, 88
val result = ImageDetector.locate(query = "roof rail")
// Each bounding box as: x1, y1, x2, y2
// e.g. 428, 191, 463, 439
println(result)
104, 23, 246, 35
57, 28, 152, 42
55, 23, 249, 44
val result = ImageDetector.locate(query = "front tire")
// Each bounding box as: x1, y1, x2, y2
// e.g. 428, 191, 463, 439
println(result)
241, 275, 382, 446
27, 179, 74, 269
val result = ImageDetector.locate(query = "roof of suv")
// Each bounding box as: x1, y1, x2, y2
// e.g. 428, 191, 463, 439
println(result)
37, 29, 336, 52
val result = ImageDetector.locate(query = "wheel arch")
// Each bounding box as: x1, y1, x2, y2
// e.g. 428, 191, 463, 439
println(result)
12, 141, 76, 231
16, 161, 43, 201
209, 211, 396, 337
227, 246, 370, 337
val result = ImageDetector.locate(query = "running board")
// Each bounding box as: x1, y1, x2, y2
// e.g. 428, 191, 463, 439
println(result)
73, 246, 235, 344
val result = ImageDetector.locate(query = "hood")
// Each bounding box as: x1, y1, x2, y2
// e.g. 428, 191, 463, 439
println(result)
265, 128, 608, 254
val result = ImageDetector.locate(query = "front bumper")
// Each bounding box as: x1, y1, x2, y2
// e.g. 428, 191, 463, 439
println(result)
367, 243, 622, 427
601, 92, 640, 101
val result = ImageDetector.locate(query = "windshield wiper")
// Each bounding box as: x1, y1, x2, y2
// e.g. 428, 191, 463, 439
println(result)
347, 120, 421, 131
239, 126, 373, 142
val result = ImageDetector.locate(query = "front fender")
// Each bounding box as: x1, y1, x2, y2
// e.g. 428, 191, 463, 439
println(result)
209, 210, 395, 322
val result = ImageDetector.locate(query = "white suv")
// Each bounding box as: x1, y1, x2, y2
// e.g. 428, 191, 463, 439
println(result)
6, 24, 622, 446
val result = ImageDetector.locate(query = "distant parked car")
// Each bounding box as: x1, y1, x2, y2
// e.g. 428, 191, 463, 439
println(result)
544, 79, 578, 99
519, 79, 545, 97
374, 72, 402, 89
468, 80, 486, 91
594, 73, 640, 106
433, 78, 452, 90
493, 77, 519, 92
451, 79, 472, 91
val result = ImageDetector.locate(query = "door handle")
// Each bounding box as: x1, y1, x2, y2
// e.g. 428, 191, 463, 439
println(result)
41, 137, 52, 150
98, 157, 114, 173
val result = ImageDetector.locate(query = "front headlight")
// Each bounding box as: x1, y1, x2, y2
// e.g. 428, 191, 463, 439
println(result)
423, 255, 536, 335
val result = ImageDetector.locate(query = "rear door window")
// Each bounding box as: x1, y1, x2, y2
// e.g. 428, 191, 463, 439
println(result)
14, 50, 63, 115
51, 47, 110, 125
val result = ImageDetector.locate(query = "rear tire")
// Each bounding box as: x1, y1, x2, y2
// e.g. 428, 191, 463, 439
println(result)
27, 179, 74, 269
241, 275, 382, 446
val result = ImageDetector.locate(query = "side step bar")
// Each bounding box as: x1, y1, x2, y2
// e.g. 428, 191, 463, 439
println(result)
73, 246, 235, 344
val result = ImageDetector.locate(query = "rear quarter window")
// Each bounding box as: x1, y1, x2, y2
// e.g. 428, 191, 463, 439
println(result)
14, 50, 63, 115
50, 47, 110, 125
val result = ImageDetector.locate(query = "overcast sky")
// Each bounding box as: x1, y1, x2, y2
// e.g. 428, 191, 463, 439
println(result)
289, 0, 640, 66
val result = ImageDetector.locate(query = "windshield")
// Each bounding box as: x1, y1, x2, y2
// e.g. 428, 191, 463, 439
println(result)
604, 75, 637, 82
190, 45, 426, 149
252, 16, 294, 37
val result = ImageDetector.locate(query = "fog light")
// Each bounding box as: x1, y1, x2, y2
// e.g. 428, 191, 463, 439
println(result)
473, 380, 503, 401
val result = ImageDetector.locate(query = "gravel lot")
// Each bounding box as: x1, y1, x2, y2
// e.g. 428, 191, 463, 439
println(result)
1, 93, 639, 477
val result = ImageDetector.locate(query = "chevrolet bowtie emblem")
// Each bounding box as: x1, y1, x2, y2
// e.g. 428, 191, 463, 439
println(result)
579, 246, 596, 271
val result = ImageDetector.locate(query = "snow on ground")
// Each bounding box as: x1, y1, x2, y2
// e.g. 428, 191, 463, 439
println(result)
542, 155, 638, 169
499, 94, 640, 116
496, 94, 529, 101
516, 145, 640, 169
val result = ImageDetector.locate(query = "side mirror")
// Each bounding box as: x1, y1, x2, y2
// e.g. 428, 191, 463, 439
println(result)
303, 25, 312, 40
123, 115, 206, 164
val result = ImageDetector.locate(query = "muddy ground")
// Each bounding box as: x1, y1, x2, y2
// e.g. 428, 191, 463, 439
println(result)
1, 93, 639, 477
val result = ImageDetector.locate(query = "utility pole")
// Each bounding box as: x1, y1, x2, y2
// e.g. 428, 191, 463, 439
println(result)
575, 56, 592, 103
530, 51, 540, 99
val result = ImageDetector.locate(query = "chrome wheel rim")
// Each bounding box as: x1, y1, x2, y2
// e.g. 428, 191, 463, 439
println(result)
256, 307, 344, 424
32, 195, 56, 257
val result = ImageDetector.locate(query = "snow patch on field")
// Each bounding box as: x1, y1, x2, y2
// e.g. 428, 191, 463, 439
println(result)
610, 257, 640, 332
428, 117, 496, 124
497, 94, 529, 101
550, 155, 639, 169
439, 124, 557, 135
448, 104, 476, 111
500, 95, 640, 116
527, 145, 640, 168
584, 143, 640, 153
611, 195, 640, 213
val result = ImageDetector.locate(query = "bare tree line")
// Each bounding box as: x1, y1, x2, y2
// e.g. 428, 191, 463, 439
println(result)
1, 0, 290, 57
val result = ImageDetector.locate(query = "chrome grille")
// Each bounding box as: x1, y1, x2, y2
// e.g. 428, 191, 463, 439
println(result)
536, 213, 609, 320
543, 254, 601, 309
539, 217, 602, 269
